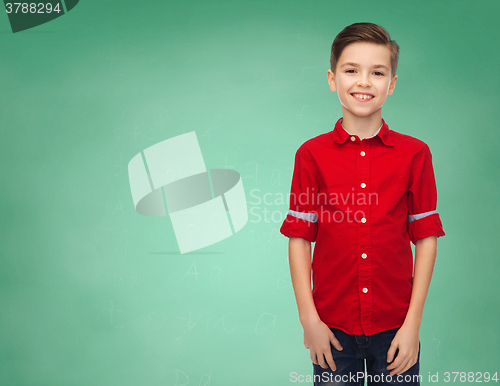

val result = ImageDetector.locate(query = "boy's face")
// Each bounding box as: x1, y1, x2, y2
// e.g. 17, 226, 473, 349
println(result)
327, 42, 397, 118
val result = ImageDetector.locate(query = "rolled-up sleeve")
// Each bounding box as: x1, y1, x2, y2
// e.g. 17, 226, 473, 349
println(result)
407, 143, 446, 244
280, 148, 319, 243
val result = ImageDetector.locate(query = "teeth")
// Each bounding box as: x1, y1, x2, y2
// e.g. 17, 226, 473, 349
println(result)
353, 94, 373, 99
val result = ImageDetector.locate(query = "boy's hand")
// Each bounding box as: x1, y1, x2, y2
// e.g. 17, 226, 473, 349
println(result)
386, 322, 420, 376
303, 318, 343, 371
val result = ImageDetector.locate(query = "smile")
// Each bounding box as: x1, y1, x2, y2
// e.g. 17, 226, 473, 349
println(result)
351, 93, 374, 102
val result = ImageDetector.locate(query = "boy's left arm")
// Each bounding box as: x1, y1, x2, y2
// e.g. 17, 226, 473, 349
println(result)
386, 235, 438, 376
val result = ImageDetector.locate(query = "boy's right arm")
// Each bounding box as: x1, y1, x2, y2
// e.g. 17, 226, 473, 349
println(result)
288, 237, 344, 371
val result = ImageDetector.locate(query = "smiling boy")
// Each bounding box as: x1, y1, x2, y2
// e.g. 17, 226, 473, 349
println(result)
280, 23, 445, 386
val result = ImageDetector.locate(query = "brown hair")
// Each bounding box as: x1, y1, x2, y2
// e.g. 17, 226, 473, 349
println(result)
330, 22, 399, 78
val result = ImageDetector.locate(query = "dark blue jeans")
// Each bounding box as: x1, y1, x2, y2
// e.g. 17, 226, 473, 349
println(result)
313, 327, 421, 386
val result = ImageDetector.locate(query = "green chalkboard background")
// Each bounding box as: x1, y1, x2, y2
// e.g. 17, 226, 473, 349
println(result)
1, 0, 499, 385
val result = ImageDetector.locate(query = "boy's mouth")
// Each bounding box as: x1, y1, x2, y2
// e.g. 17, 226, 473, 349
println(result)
351, 93, 374, 102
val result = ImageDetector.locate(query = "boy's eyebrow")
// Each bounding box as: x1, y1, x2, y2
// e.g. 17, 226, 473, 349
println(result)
340, 62, 390, 70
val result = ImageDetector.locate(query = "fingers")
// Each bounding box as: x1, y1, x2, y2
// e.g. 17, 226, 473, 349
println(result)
307, 327, 343, 371
324, 350, 337, 372
389, 356, 409, 376
310, 351, 319, 366
387, 346, 402, 375
330, 332, 344, 351
324, 332, 342, 371
311, 349, 329, 369
391, 354, 417, 376
398, 356, 417, 375
317, 352, 336, 371
386, 341, 397, 364
387, 349, 419, 376
318, 347, 332, 369
310, 343, 336, 370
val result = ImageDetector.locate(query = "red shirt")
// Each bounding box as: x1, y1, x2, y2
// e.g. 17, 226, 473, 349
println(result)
280, 117, 445, 336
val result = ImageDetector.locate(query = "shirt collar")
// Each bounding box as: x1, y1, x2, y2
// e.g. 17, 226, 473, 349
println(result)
332, 117, 394, 146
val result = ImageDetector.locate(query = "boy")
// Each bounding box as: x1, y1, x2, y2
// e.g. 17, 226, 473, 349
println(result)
280, 23, 445, 386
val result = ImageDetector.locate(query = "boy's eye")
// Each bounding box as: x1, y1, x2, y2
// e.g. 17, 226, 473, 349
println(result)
345, 69, 355, 73
374, 72, 384, 76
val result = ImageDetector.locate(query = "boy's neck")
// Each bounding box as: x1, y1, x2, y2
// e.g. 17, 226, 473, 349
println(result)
340, 112, 383, 140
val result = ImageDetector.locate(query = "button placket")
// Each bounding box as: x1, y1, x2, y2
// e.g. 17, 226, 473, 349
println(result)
356, 140, 373, 335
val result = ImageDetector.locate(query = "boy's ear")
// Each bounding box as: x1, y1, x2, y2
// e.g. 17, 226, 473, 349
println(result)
327, 69, 337, 92
388, 74, 397, 95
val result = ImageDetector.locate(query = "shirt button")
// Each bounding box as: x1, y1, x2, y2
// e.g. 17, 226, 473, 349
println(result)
360, 151, 366, 156
362, 287, 368, 293
350, 136, 356, 142
360, 183, 366, 188
361, 253, 367, 259
361, 217, 367, 223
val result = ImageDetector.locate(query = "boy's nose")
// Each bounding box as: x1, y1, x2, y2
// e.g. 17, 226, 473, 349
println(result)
357, 75, 371, 87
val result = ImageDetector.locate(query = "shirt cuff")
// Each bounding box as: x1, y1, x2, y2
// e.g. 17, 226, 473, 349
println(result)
408, 212, 445, 244
280, 212, 318, 243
